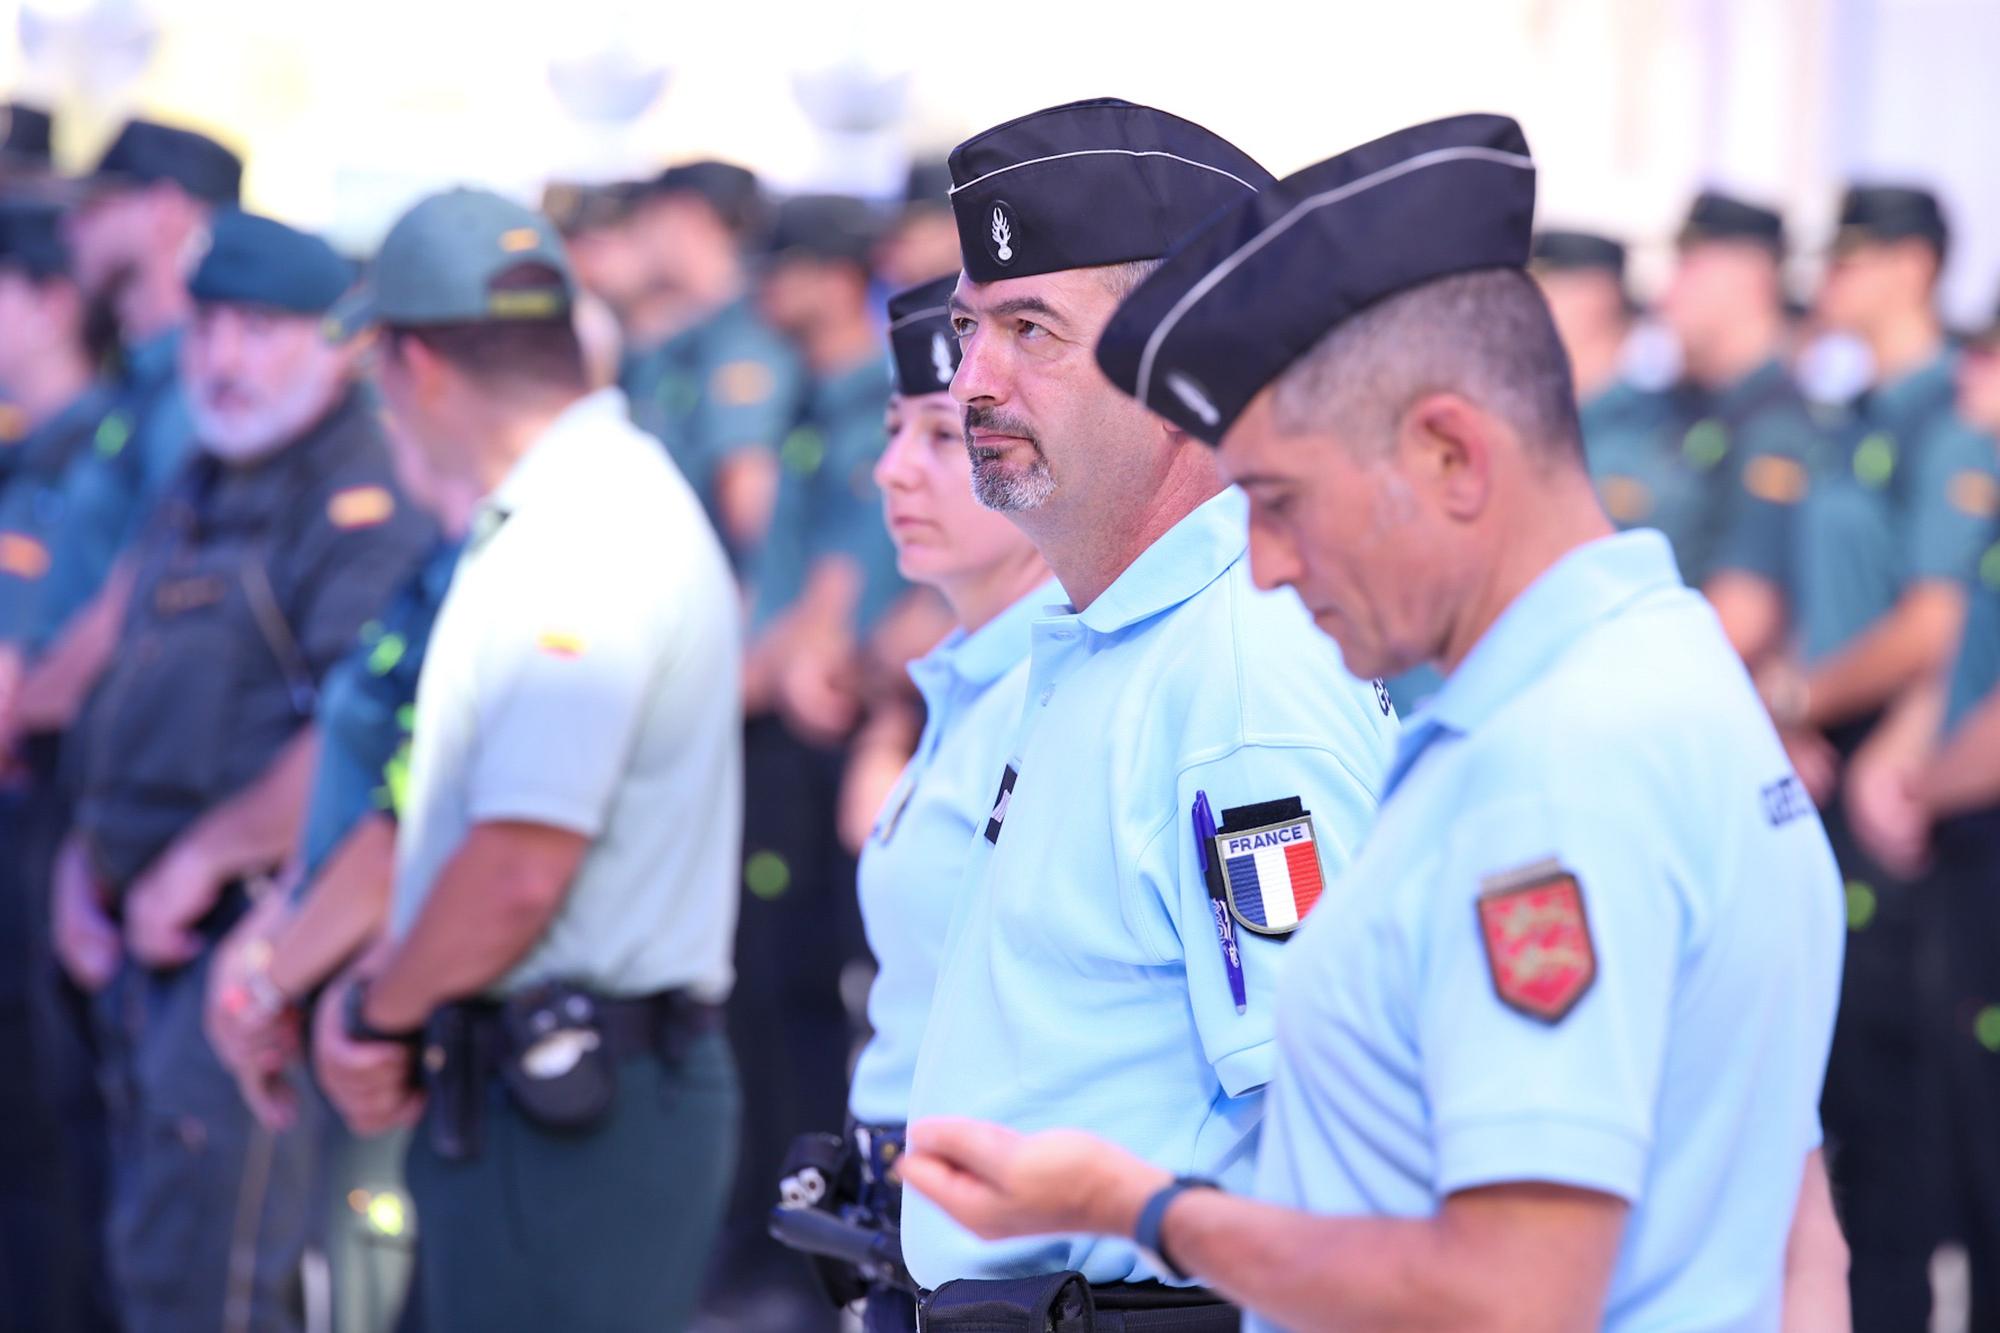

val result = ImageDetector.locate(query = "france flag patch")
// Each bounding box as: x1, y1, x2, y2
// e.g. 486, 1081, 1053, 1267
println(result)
1214, 813, 1324, 935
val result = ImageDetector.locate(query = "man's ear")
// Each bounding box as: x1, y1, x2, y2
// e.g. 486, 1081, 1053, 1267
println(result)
1401, 391, 1492, 522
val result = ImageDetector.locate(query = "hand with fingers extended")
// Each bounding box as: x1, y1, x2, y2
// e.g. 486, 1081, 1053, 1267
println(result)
898, 1118, 1170, 1244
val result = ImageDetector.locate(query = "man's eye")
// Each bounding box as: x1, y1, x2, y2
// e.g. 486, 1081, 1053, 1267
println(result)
1017, 320, 1048, 341
950, 316, 975, 338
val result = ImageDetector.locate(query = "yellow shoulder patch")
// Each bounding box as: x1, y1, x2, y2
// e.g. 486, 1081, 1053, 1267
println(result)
329, 485, 396, 529
1598, 475, 1652, 523
1744, 454, 1808, 505
0, 403, 26, 444
536, 631, 587, 659
1948, 469, 2000, 519
711, 359, 775, 407
0, 532, 50, 580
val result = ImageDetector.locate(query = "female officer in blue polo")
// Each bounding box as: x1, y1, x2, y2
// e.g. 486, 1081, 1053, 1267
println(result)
779, 275, 1055, 1330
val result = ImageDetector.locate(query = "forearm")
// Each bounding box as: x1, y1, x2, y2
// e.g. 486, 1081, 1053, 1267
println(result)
715, 449, 779, 553
1803, 584, 1964, 729
182, 729, 321, 882
267, 813, 396, 998
1703, 572, 1785, 666
1917, 685, 2000, 819
1782, 1150, 1850, 1333
1157, 1192, 1573, 1333
18, 562, 133, 730
361, 824, 581, 1032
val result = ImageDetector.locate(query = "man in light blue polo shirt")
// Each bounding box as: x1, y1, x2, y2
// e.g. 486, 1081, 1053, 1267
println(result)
902, 115, 1849, 1332
899, 99, 1397, 1323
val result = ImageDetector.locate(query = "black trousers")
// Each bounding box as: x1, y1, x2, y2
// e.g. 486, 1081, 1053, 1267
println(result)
1932, 809, 2000, 1333
0, 749, 117, 1333
1819, 720, 1949, 1333
705, 714, 866, 1325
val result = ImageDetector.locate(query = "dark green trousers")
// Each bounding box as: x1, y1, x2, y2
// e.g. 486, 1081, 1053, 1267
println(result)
405, 1029, 739, 1332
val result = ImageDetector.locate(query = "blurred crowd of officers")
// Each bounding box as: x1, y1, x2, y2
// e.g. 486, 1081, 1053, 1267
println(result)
0, 90, 1997, 1333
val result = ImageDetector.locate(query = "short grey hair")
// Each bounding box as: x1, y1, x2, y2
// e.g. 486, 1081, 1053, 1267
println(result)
1096, 257, 1164, 300
1268, 268, 1582, 462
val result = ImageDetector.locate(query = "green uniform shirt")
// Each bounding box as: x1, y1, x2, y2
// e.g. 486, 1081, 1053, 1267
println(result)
1581, 377, 1692, 544
1686, 358, 1827, 592
622, 295, 804, 558
751, 353, 903, 632
0, 381, 120, 651
1945, 534, 2000, 734
1796, 349, 1999, 663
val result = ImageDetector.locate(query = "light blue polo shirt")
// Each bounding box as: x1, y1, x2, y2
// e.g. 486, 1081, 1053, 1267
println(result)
902, 487, 1398, 1288
1250, 531, 1844, 1333
847, 579, 1059, 1128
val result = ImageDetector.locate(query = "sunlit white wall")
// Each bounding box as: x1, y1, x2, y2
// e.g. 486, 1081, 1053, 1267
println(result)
1, 0, 1995, 319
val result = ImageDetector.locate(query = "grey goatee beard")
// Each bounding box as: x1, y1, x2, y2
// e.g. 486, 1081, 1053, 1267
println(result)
965, 407, 1056, 512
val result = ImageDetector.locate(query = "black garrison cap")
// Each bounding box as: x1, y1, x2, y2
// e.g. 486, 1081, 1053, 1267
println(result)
1529, 229, 1625, 280
885, 274, 960, 397
1096, 113, 1536, 446
1835, 184, 1948, 256
1, 103, 54, 171
764, 193, 881, 269
947, 97, 1273, 284
903, 158, 954, 212
642, 160, 767, 239
1679, 189, 1785, 253
81, 118, 241, 205
0, 199, 68, 279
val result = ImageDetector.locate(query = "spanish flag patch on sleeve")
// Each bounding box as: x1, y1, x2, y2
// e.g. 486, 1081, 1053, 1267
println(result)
536, 632, 587, 659
328, 486, 396, 529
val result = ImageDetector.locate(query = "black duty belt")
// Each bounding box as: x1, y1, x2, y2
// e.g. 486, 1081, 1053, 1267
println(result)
422, 983, 721, 1160
920, 1273, 1238, 1332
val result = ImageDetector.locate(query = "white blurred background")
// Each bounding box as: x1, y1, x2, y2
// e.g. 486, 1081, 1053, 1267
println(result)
3, 0, 1999, 317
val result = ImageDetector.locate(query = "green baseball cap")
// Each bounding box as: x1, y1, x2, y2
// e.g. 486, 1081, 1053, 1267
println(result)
327, 186, 574, 341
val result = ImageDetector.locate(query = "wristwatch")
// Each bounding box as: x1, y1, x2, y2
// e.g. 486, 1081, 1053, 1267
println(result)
342, 978, 422, 1049
1134, 1176, 1219, 1281
239, 938, 292, 1019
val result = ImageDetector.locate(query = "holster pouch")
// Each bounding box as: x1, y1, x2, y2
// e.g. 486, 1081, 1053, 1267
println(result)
919, 1272, 1095, 1333
422, 1003, 491, 1163
776, 1131, 870, 1307
497, 982, 617, 1132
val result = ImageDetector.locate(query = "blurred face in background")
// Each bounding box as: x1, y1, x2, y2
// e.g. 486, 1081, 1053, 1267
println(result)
0, 269, 78, 392
1958, 338, 2000, 434
1532, 267, 1625, 367
1816, 238, 1937, 334
1660, 240, 1778, 352
632, 193, 734, 303
183, 302, 351, 462
565, 218, 655, 319
758, 254, 861, 338
874, 389, 1039, 594
876, 206, 964, 289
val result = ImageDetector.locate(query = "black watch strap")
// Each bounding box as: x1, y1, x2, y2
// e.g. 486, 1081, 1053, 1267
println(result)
343, 979, 423, 1049
1134, 1176, 1218, 1281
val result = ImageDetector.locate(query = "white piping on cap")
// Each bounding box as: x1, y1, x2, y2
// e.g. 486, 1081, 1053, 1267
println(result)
1132, 145, 1534, 412
950, 149, 1259, 197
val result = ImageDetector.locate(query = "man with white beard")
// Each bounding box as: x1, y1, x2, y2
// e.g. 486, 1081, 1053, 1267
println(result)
49, 208, 433, 1333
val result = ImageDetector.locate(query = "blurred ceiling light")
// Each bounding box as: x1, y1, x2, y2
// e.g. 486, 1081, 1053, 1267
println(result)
790, 56, 912, 135
542, 1, 672, 125
546, 51, 671, 126
18, 0, 159, 99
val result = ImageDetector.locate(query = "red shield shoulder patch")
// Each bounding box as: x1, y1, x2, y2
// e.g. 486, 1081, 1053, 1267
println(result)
1475, 861, 1596, 1024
